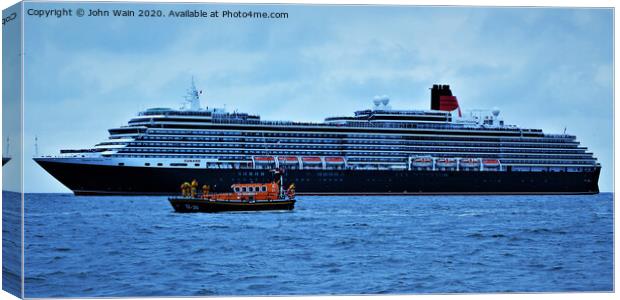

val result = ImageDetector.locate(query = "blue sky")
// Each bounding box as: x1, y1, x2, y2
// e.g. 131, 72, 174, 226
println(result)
11, 3, 613, 192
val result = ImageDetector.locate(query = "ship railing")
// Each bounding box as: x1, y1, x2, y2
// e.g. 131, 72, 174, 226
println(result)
189, 160, 597, 172
207, 118, 563, 134
545, 134, 576, 138
122, 117, 564, 135
208, 118, 537, 132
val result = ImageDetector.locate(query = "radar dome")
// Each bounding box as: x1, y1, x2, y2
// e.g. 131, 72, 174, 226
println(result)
492, 107, 500, 117
381, 95, 390, 106
373, 96, 381, 107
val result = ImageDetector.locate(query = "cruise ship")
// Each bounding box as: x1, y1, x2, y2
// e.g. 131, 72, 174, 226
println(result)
34, 80, 600, 195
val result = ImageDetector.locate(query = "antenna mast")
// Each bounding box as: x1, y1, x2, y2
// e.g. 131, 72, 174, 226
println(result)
183, 76, 202, 111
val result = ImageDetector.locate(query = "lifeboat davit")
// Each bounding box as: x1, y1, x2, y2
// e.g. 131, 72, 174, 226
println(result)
482, 159, 500, 167
325, 156, 345, 164
412, 157, 433, 167
435, 158, 457, 168
302, 156, 322, 164
254, 156, 275, 164
459, 158, 480, 168
278, 156, 299, 164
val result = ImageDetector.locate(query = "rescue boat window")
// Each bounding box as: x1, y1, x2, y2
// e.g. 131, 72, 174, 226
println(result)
242, 187, 247, 192
145, 163, 150, 166
248, 187, 254, 192
118, 163, 125, 166
261, 186, 267, 192
234, 187, 240, 192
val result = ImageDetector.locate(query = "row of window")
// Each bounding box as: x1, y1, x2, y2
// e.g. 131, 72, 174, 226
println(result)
512, 166, 594, 172
131, 136, 582, 150
111, 154, 243, 159
126, 141, 586, 154
234, 186, 268, 193
140, 118, 547, 137
116, 148, 593, 161
141, 129, 575, 144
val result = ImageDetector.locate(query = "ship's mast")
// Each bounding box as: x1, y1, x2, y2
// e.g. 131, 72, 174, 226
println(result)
184, 76, 202, 111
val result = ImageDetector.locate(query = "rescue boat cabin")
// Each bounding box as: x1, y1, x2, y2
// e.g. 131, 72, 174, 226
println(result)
189, 169, 292, 201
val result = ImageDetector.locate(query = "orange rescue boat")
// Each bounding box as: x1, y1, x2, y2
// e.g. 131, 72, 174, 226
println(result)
168, 170, 296, 213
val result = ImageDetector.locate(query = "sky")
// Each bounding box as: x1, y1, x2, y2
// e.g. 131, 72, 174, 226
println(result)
6, 2, 613, 192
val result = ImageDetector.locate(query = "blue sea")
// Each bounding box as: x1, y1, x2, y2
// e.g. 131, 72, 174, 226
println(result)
16, 193, 614, 297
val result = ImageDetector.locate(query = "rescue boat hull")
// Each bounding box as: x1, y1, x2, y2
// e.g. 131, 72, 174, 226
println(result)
168, 197, 296, 213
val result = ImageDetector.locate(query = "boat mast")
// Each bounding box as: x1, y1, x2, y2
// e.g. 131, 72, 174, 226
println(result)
278, 170, 285, 198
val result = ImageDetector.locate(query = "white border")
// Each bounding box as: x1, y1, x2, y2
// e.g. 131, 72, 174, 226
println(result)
0, 1, 616, 300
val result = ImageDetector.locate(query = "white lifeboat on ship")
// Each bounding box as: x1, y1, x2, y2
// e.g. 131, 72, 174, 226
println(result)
459, 158, 480, 168
254, 156, 275, 164
301, 156, 322, 164
482, 159, 500, 168
435, 158, 457, 168
412, 156, 433, 168
277, 156, 299, 164
325, 156, 345, 164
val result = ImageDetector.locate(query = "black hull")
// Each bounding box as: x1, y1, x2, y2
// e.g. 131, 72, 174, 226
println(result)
168, 197, 295, 213
34, 160, 601, 196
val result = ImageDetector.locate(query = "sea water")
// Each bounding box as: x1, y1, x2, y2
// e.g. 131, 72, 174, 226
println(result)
15, 193, 613, 297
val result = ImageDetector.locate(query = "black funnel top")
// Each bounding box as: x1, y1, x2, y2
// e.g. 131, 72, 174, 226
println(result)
431, 84, 453, 110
